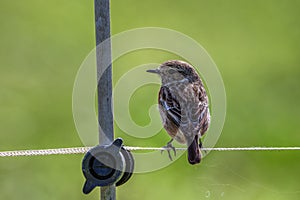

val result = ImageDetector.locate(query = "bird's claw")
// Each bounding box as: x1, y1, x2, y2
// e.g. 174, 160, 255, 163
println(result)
161, 142, 176, 161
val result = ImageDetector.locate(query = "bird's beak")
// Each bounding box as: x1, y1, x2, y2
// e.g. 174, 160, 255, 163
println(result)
146, 69, 160, 74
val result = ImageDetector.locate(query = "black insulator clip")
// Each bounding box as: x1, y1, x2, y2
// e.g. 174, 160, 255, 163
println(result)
82, 138, 134, 194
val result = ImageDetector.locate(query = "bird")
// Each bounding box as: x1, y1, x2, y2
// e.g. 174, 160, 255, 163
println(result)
147, 60, 210, 165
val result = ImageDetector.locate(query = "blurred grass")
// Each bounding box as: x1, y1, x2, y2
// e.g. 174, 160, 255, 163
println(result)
1, 0, 300, 199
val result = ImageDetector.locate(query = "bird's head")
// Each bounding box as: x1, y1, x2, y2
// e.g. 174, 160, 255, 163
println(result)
147, 60, 200, 85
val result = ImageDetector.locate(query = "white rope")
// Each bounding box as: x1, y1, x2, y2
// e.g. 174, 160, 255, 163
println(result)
125, 146, 300, 151
0, 146, 300, 157
0, 147, 92, 157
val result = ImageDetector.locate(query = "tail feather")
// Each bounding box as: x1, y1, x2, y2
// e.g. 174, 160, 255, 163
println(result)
187, 135, 201, 165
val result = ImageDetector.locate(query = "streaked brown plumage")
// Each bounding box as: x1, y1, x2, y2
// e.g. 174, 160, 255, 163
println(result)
147, 60, 210, 164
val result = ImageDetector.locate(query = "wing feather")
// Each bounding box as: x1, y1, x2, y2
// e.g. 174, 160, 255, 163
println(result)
159, 86, 181, 128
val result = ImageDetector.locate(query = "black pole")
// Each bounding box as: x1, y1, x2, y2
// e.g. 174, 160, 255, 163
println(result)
94, 0, 115, 199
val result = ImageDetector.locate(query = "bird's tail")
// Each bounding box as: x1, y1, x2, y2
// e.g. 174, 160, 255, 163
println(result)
187, 135, 201, 165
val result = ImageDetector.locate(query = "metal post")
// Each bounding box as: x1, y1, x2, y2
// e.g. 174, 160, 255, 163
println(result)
94, 0, 115, 199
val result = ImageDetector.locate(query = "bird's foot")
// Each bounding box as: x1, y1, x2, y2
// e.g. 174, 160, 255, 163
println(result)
161, 140, 176, 161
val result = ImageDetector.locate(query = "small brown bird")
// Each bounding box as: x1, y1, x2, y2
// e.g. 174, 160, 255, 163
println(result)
147, 60, 210, 164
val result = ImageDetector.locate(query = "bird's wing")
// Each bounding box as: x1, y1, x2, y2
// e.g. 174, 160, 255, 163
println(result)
159, 86, 181, 128
193, 83, 210, 135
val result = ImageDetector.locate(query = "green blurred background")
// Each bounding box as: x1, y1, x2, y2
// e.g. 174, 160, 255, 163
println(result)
1, 0, 300, 199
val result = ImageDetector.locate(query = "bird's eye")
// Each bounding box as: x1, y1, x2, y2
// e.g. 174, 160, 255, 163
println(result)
168, 69, 177, 74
